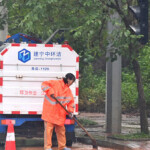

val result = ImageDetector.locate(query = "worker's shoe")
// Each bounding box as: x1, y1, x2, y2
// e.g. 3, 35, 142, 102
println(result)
63, 147, 71, 150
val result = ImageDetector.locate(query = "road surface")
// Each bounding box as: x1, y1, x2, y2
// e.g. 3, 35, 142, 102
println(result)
0, 143, 114, 150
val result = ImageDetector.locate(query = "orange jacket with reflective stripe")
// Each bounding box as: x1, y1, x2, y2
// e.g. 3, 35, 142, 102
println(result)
41, 79, 74, 126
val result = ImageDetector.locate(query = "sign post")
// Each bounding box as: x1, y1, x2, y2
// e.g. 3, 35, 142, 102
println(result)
106, 13, 122, 134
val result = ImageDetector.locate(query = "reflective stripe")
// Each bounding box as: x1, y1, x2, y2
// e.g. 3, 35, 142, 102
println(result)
42, 86, 50, 91
6, 133, 15, 141
61, 100, 70, 104
45, 95, 57, 105
56, 96, 71, 100
45, 95, 70, 105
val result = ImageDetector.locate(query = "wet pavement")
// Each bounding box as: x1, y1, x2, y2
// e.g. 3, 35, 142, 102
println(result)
1, 113, 150, 150
76, 113, 150, 150
16, 147, 112, 150
0, 143, 113, 150
16, 144, 113, 150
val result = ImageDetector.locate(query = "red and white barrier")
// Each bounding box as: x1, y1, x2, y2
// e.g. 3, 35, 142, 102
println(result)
1, 119, 16, 150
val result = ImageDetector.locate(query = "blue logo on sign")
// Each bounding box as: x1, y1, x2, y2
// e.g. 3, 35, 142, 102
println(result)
18, 49, 31, 63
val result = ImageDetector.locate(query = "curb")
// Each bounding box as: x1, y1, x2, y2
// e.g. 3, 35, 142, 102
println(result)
76, 137, 139, 150
107, 136, 150, 141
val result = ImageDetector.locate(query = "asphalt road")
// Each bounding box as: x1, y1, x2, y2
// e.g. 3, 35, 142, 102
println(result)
0, 143, 114, 150
16, 147, 113, 150
2, 113, 150, 150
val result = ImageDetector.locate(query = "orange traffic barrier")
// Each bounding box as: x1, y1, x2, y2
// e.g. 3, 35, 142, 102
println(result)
1, 119, 16, 150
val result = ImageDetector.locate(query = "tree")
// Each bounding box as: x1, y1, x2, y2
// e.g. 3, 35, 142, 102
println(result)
1, 0, 149, 133
102, 0, 149, 134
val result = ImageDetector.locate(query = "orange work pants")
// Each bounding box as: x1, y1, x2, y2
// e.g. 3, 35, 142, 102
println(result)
44, 121, 66, 150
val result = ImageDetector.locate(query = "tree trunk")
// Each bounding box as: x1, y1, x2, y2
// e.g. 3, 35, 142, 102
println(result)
132, 59, 149, 134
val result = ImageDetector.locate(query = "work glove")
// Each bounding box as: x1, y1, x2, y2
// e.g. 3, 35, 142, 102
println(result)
69, 113, 74, 119
50, 94, 55, 98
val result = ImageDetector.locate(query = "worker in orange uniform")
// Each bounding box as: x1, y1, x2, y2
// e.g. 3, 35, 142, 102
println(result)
41, 73, 76, 150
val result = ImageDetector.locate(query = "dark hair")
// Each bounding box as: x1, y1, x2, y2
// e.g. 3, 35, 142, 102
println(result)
63, 73, 76, 84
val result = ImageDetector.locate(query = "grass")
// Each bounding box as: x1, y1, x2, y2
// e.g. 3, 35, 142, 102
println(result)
111, 132, 150, 140
78, 118, 98, 126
